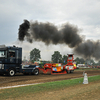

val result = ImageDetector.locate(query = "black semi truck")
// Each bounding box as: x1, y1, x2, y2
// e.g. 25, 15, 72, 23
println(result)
0, 45, 39, 76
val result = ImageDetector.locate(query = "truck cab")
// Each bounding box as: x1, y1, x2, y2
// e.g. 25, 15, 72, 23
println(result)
0, 45, 22, 76
0, 45, 39, 76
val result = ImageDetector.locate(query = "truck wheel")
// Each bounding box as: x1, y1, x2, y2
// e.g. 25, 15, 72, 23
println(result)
8, 69, 15, 76
0, 73, 3, 76
33, 69, 39, 75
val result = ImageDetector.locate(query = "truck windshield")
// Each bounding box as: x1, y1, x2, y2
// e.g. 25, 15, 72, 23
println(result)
0, 50, 6, 58
8, 50, 15, 57
68, 57, 72, 60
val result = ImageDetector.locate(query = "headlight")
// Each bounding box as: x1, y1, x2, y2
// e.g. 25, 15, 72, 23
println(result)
36, 66, 39, 68
2, 64, 4, 69
65, 66, 68, 69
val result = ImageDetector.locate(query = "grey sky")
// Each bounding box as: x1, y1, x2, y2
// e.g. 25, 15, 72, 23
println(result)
0, 0, 100, 60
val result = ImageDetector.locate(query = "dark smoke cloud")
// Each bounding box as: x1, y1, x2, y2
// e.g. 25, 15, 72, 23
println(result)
18, 20, 30, 41
18, 20, 100, 60
61, 24, 82, 47
74, 40, 100, 60
18, 20, 82, 47
29, 21, 61, 45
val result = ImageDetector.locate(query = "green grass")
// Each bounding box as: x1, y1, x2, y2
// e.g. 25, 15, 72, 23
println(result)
0, 75, 100, 100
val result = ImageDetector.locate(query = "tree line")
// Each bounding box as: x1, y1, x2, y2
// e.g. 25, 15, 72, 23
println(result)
29, 48, 67, 64
24, 48, 100, 65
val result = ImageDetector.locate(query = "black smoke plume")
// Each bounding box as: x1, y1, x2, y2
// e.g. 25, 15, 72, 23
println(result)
18, 20, 100, 60
18, 20, 82, 47
18, 20, 30, 41
74, 40, 100, 60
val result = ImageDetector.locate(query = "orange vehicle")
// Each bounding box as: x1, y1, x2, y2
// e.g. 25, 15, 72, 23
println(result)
38, 63, 67, 75
38, 53, 75, 74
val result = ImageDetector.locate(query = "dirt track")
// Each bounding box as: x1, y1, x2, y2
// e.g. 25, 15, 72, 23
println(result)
0, 69, 100, 87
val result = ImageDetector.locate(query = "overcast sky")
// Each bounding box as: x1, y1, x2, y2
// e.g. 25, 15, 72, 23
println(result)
0, 0, 100, 60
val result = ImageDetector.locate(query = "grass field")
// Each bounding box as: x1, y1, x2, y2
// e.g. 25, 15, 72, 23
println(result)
0, 75, 100, 100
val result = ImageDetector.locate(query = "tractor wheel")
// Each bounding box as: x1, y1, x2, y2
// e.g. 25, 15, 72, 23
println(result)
33, 69, 39, 75
8, 69, 15, 76
70, 70, 74, 73
66, 70, 70, 74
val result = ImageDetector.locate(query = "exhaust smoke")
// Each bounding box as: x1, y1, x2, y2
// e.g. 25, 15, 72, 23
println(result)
74, 40, 100, 60
18, 20, 100, 60
18, 20, 82, 47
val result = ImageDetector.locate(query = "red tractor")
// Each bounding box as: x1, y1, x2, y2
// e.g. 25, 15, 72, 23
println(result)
38, 53, 75, 75
63, 53, 76, 73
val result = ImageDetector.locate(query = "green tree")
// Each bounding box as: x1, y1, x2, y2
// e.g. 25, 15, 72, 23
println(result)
80, 58, 85, 64
75, 57, 80, 64
85, 59, 95, 65
30, 48, 41, 62
62, 55, 68, 64
75, 57, 85, 65
51, 51, 62, 63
